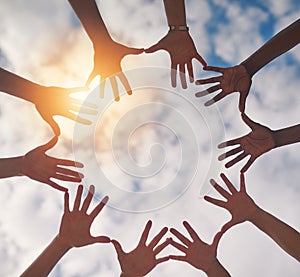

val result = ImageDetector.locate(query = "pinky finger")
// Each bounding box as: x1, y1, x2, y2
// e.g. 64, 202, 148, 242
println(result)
241, 156, 256, 173
47, 180, 68, 192
156, 256, 170, 264
169, 255, 186, 262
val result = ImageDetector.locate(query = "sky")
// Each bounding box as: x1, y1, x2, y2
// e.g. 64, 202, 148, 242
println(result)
0, 0, 299, 276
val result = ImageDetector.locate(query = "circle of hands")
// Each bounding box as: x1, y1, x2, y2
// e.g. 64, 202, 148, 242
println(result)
55, 173, 259, 276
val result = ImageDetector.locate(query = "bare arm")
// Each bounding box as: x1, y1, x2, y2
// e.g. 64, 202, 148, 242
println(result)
0, 156, 23, 178
273, 124, 300, 148
241, 19, 300, 77
163, 0, 187, 26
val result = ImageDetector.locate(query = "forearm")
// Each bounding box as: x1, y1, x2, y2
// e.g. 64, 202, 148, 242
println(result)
20, 235, 71, 277
163, 0, 187, 26
206, 259, 231, 277
249, 207, 300, 261
272, 124, 300, 148
68, 0, 111, 44
0, 156, 23, 178
0, 68, 39, 103
241, 19, 300, 77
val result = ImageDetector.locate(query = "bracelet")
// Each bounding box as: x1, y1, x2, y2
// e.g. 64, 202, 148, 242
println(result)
169, 25, 189, 31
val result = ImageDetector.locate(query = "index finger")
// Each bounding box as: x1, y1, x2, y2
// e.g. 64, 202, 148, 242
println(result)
195, 53, 207, 67
139, 220, 152, 246
90, 195, 109, 219
148, 227, 168, 249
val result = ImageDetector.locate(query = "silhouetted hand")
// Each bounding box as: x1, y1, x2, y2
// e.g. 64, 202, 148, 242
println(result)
112, 220, 170, 276
218, 113, 276, 172
22, 136, 84, 192
58, 184, 110, 248
205, 173, 258, 234
169, 221, 222, 273
35, 86, 97, 135
86, 40, 143, 101
195, 64, 251, 112
145, 31, 206, 89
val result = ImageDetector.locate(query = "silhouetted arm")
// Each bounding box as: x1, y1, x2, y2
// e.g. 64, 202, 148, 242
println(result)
21, 185, 110, 277
0, 156, 23, 178
241, 19, 300, 77
273, 124, 300, 148
205, 173, 300, 262
145, 0, 206, 88
68, 0, 142, 101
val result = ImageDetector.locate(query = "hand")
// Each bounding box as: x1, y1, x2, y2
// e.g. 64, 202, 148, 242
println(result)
35, 86, 97, 135
204, 173, 258, 234
86, 40, 143, 101
22, 136, 84, 192
145, 31, 206, 89
58, 184, 110, 248
169, 221, 222, 273
112, 220, 170, 276
195, 64, 251, 112
218, 113, 276, 173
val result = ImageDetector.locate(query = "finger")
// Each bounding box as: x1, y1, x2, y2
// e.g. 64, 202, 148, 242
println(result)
81, 185, 95, 213
220, 219, 235, 233
211, 231, 223, 249
153, 238, 171, 255
53, 173, 82, 183
70, 105, 98, 115
100, 78, 106, 99
42, 115, 60, 136
71, 98, 98, 109
55, 159, 84, 168
126, 47, 144, 55
225, 152, 248, 168
90, 235, 111, 243
111, 239, 125, 257
139, 220, 152, 245
90, 195, 109, 219
179, 63, 187, 89
171, 60, 177, 87
156, 256, 170, 264
240, 173, 246, 192
169, 255, 186, 262
46, 179, 68, 192
241, 113, 259, 130
110, 76, 120, 102
73, 184, 84, 211
210, 179, 231, 199
241, 156, 256, 173
204, 195, 226, 208
65, 112, 92, 125
148, 226, 168, 249
203, 65, 224, 73
205, 84, 221, 94
169, 240, 188, 253
196, 76, 222, 85
194, 53, 206, 67
118, 73, 132, 96
218, 146, 243, 161
85, 68, 97, 87
195, 89, 209, 98
56, 167, 84, 179
40, 136, 58, 153
64, 191, 70, 213
218, 138, 241, 148
187, 61, 194, 82
204, 91, 227, 106
239, 93, 247, 113
170, 228, 192, 246
183, 221, 201, 242
220, 173, 237, 194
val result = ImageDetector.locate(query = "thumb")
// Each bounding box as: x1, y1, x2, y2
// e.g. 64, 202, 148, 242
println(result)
145, 42, 163, 53
241, 113, 258, 130
85, 68, 98, 87
91, 236, 111, 244
111, 239, 125, 257
125, 47, 144, 55
239, 93, 247, 113
40, 136, 58, 152
45, 116, 60, 136
220, 219, 235, 234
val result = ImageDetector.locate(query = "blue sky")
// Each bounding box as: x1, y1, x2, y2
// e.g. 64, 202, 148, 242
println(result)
0, 0, 299, 276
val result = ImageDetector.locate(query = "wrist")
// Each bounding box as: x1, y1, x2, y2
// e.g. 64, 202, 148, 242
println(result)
205, 259, 230, 276
54, 235, 73, 252
248, 205, 263, 224
169, 25, 189, 31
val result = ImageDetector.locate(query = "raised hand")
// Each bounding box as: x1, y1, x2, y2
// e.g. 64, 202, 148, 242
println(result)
58, 185, 110, 247
112, 220, 170, 276
218, 113, 275, 173
169, 221, 229, 275
22, 136, 84, 192
34, 86, 97, 135
86, 41, 143, 101
145, 31, 206, 89
195, 64, 251, 112
204, 173, 258, 234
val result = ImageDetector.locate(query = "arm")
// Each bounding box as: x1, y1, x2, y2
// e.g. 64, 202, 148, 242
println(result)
169, 221, 230, 276
205, 173, 300, 262
196, 19, 300, 112
68, 0, 142, 101
241, 19, 300, 77
145, 0, 206, 88
0, 137, 85, 192
273, 124, 300, 148
21, 185, 110, 277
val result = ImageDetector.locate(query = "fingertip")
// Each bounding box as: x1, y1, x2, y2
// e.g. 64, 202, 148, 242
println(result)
127, 90, 132, 95
114, 96, 120, 102
195, 80, 202, 85
75, 162, 84, 168
102, 195, 109, 204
